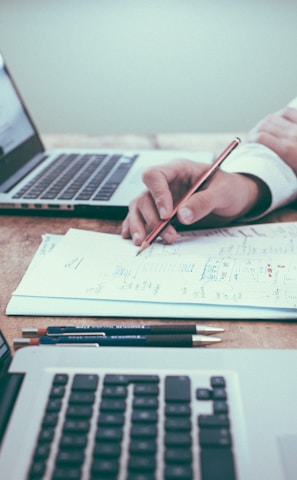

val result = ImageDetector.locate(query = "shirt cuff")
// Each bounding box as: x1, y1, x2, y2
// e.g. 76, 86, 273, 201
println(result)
221, 143, 297, 220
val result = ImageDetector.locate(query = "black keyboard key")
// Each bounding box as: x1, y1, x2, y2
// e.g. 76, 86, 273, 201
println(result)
127, 474, 155, 480
198, 414, 230, 428
199, 428, 232, 448
42, 412, 59, 427
131, 424, 157, 438
53, 374, 69, 386
211, 376, 226, 388
165, 417, 191, 431
128, 375, 159, 384
56, 449, 85, 466
165, 448, 192, 464
133, 396, 158, 409
50, 385, 66, 398
134, 384, 159, 396
165, 376, 190, 402
213, 400, 229, 414
96, 427, 123, 442
91, 458, 119, 476
100, 398, 126, 412
132, 410, 158, 423
165, 432, 192, 447
28, 459, 47, 478
104, 374, 130, 385
196, 388, 212, 400
92, 442, 121, 458
33, 444, 51, 460
52, 466, 82, 479
60, 434, 88, 449
212, 388, 227, 400
46, 398, 63, 413
104, 374, 159, 386
102, 385, 127, 398
130, 439, 157, 455
63, 419, 90, 433
128, 455, 156, 472
200, 449, 236, 480
66, 404, 93, 418
69, 392, 95, 404
71, 374, 98, 391
165, 404, 191, 417
98, 412, 125, 426
38, 428, 55, 443
165, 464, 193, 479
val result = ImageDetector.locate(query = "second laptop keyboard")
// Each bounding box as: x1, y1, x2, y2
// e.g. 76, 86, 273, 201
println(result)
27, 371, 237, 480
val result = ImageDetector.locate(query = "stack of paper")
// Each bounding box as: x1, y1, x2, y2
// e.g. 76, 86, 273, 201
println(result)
6, 222, 297, 319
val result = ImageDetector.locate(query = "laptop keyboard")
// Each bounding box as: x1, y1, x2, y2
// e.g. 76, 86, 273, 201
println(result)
27, 371, 237, 480
12, 153, 138, 202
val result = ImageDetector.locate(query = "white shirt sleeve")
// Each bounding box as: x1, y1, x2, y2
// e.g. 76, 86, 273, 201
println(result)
288, 96, 297, 109
221, 95, 297, 220
222, 143, 297, 220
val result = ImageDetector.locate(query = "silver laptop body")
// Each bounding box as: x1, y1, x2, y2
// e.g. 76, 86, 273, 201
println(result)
0, 345, 296, 480
0, 53, 213, 218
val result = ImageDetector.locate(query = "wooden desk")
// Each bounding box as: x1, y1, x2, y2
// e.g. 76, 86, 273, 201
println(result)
1, 133, 297, 352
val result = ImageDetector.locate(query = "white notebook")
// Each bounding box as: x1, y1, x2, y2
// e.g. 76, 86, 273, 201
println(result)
6, 221, 297, 319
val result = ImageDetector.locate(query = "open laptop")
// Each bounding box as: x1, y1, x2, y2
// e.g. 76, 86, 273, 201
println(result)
0, 330, 296, 480
0, 52, 213, 218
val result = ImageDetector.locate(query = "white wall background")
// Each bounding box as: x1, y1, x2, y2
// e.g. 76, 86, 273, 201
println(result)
0, 0, 296, 135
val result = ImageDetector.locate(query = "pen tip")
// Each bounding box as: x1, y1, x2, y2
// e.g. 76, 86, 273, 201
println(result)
196, 325, 224, 334
193, 335, 222, 346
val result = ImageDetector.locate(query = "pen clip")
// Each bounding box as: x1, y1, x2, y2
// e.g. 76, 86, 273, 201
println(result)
49, 332, 106, 337
54, 343, 100, 347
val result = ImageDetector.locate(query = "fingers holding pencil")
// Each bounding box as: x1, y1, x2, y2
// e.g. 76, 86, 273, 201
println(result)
121, 138, 242, 253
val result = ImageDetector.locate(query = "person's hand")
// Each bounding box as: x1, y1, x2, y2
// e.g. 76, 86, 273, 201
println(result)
121, 159, 270, 245
247, 106, 297, 173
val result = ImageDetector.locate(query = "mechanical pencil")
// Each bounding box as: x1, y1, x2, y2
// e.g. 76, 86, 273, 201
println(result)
14, 334, 221, 348
22, 324, 224, 337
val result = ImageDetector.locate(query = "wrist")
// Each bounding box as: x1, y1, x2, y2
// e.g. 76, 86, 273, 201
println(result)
239, 174, 272, 217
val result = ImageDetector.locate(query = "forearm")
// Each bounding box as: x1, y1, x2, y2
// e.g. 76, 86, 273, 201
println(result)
222, 143, 297, 220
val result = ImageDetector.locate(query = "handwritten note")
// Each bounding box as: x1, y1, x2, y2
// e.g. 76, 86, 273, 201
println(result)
9, 223, 297, 317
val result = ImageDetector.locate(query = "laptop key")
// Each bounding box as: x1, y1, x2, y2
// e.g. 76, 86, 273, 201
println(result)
165, 448, 192, 464
52, 466, 82, 480
198, 414, 230, 428
165, 464, 193, 479
199, 428, 232, 448
165, 376, 191, 402
200, 449, 236, 480
71, 374, 98, 391
92, 442, 121, 458
128, 455, 156, 472
60, 434, 88, 449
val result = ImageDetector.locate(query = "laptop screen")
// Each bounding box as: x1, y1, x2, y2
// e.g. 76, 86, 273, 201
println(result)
0, 54, 35, 156
0, 53, 44, 189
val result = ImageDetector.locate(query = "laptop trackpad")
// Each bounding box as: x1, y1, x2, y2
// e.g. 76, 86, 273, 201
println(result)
278, 435, 297, 480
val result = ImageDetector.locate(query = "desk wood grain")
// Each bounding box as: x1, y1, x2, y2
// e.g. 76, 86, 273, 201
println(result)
1, 133, 297, 353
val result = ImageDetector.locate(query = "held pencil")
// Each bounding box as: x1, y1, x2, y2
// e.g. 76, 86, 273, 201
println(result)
14, 334, 221, 348
137, 137, 241, 255
22, 324, 224, 337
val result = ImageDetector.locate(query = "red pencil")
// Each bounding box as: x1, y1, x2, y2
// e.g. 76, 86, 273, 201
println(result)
137, 137, 241, 255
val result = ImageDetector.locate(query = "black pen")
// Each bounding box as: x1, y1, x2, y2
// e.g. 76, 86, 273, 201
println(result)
14, 334, 221, 348
22, 324, 224, 337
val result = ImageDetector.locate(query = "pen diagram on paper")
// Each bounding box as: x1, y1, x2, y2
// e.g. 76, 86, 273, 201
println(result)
12, 225, 297, 310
